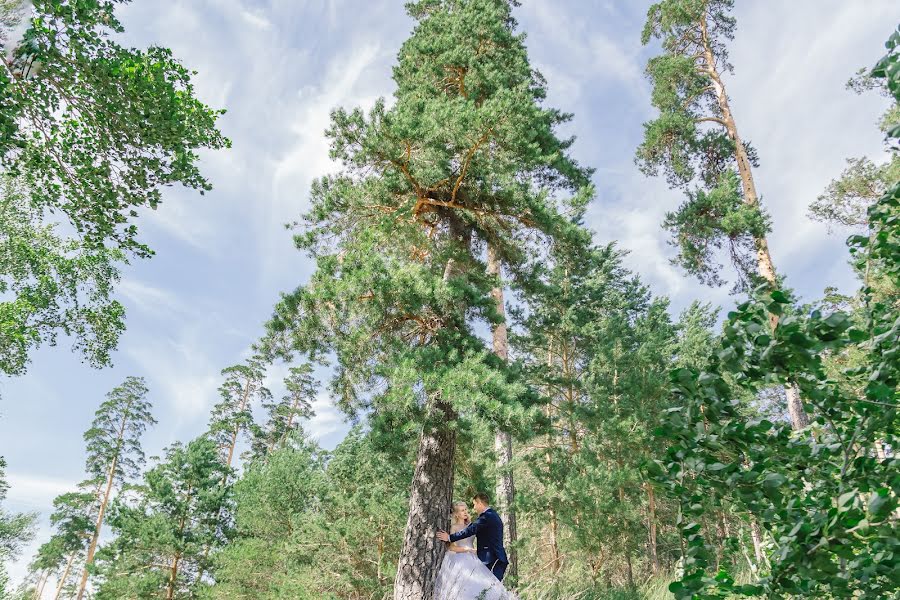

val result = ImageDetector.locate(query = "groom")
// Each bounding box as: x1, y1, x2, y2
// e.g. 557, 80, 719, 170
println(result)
436, 492, 509, 581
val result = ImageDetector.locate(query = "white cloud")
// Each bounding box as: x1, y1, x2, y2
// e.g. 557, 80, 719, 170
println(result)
118, 278, 187, 319
126, 335, 221, 429
271, 42, 386, 220
5, 473, 73, 512
521, 0, 645, 98
305, 393, 346, 439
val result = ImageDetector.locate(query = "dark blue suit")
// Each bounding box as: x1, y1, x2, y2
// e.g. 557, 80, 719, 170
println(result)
449, 507, 508, 581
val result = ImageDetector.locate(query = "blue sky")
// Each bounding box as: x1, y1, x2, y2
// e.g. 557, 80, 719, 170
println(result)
2, 0, 898, 589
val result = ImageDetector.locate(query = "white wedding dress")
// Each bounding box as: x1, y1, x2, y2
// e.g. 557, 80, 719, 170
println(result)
433, 535, 517, 600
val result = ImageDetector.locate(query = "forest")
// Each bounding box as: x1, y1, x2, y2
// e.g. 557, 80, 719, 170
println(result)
0, 0, 897, 599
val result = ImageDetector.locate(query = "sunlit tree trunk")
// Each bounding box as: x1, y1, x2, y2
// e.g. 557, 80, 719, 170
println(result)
225, 380, 252, 469
487, 244, 519, 582
76, 405, 131, 600
53, 552, 76, 600
698, 13, 808, 430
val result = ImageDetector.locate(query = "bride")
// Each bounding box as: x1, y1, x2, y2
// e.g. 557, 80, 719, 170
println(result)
434, 501, 517, 600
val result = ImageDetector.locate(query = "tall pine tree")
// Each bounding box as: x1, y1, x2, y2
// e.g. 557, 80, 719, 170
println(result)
75, 376, 155, 600
94, 438, 230, 600
636, 0, 808, 429
267, 1, 591, 596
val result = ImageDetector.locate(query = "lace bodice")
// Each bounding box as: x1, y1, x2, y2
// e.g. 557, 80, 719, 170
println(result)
450, 525, 475, 548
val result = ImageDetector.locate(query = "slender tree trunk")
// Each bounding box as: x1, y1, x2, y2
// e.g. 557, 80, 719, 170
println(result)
750, 518, 765, 566
75, 456, 117, 600
225, 380, 252, 469
76, 405, 130, 600
645, 481, 660, 574
32, 569, 49, 600
53, 552, 77, 600
542, 343, 562, 575
487, 244, 519, 583
166, 553, 180, 600
393, 396, 457, 600
699, 14, 808, 431
618, 486, 634, 588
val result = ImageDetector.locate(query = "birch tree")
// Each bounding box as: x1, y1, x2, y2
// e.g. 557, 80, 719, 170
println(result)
0, 0, 228, 374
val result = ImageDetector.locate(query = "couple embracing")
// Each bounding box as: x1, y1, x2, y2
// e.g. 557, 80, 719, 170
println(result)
433, 492, 516, 599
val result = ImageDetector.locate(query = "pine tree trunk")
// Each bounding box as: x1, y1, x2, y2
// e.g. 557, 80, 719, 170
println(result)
225, 380, 252, 469
76, 403, 131, 600
166, 553, 180, 600
32, 569, 49, 600
393, 396, 457, 600
699, 14, 808, 431
487, 244, 519, 583
75, 456, 117, 600
53, 552, 76, 600
645, 481, 660, 574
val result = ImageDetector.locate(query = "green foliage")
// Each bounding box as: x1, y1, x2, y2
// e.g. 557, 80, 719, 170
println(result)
638, 0, 770, 288
654, 46, 900, 596
0, 176, 125, 375
654, 286, 898, 598
83, 375, 156, 484
250, 363, 318, 460
95, 437, 232, 600
812, 49, 900, 235
512, 239, 693, 588
32, 486, 97, 575
0, 0, 228, 374
207, 358, 271, 467
208, 433, 328, 599
810, 156, 900, 231
663, 172, 771, 288
1, 0, 230, 258
209, 428, 412, 599
267, 6, 594, 545
0, 457, 36, 598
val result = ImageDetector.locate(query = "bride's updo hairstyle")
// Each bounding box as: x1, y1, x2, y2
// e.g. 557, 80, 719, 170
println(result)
451, 501, 470, 525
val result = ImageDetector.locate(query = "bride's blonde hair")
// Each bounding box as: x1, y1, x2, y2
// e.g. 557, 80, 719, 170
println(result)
451, 501, 470, 525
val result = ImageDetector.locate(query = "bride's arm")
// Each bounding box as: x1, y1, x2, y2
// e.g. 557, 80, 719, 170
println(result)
447, 525, 478, 554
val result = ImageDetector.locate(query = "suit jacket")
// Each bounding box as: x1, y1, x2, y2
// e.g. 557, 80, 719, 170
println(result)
449, 507, 508, 566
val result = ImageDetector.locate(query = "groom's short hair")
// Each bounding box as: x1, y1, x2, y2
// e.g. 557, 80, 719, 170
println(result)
472, 492, 490, 505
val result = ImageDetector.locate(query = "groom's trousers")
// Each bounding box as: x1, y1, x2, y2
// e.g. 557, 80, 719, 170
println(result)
488, 559, 508, 582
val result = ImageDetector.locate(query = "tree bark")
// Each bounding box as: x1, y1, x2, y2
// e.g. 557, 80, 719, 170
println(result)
487, 244, 519, 583
76, 403, 131, 600
166, 553, 180, 600
645, 481, 660, 574
32, 569, 49, 600
543, 343, 562, 574
750, 518, 765, 566
75, 456, 117, 600
393, 396, 457, 600
699, 13, 808, 431
53, 552, 76, 600
225, 379, 252, 469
